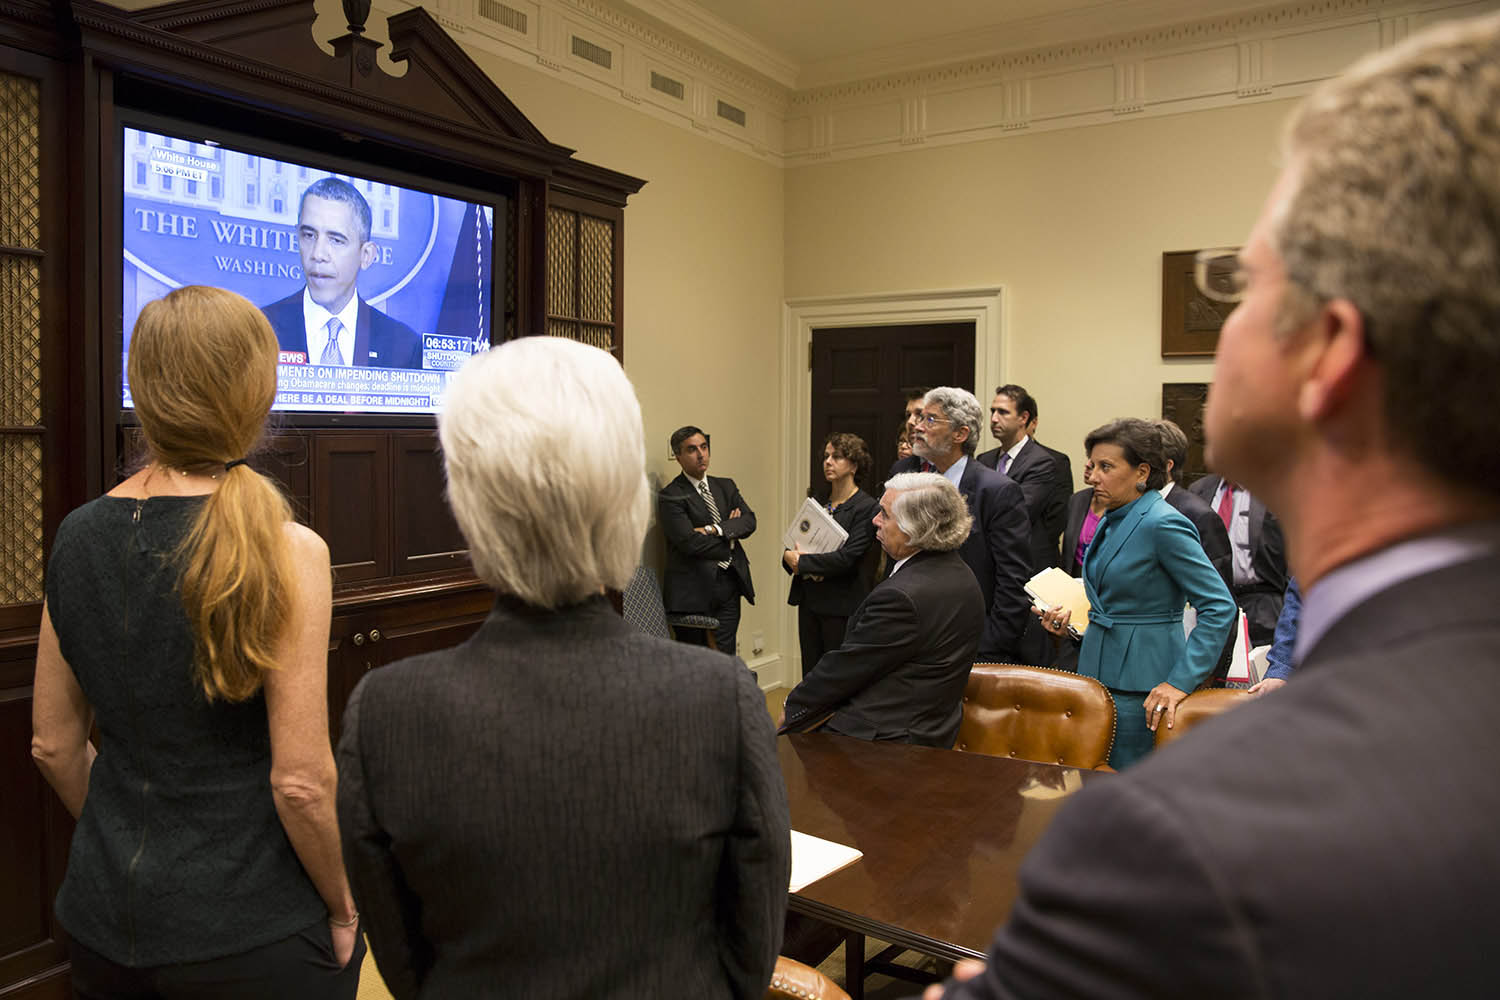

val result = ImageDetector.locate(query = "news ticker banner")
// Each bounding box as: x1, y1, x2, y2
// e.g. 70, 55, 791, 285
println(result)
120, 335, 485, 415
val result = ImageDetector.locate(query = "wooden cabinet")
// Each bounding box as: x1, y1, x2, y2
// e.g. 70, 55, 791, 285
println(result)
325, 586, 494, 746
0, 0, 642, 993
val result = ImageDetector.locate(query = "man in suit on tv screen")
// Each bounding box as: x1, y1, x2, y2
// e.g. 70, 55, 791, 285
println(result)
262, 176, 423, 370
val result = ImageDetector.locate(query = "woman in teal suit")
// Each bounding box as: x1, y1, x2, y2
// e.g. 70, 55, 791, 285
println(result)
1038, 419, 1235, 768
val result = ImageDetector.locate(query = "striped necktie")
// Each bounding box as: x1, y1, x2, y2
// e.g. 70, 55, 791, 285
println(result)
699, 481, 731, 569
320, 317, 345, 366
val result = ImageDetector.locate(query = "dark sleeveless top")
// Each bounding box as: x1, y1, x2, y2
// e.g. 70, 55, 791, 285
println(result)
44, 494, 324, 966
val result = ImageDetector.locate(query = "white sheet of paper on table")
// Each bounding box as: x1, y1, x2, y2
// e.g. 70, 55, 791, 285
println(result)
789, 830, 863, 892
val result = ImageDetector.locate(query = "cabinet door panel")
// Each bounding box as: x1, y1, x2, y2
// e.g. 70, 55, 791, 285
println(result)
312, 435, 390, 583
391, 432, 469, 576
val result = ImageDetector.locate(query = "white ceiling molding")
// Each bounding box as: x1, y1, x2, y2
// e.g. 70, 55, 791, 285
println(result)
613, 0, 801, 89
393, 0, 1500, 166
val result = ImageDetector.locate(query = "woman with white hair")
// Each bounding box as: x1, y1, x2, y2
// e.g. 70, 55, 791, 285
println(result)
336, 336, 790, 999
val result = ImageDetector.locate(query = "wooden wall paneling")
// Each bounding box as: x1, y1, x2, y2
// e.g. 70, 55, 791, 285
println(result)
312, 433, 390, 584
0, 646, 71, 997
255, 432, 312, 525
390, 431, 468, 576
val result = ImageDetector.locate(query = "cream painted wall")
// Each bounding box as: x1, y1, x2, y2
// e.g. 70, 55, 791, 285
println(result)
784, 98, 1299, 487
325, 5, 792, 671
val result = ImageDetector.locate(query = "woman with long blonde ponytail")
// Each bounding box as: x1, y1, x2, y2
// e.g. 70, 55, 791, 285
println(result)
31, 286, 363, 997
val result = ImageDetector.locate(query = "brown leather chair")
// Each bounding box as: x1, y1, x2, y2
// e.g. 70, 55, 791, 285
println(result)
956, 663, 1116, 770
765, 956, 851, 1000
1154, 688, 1251, 747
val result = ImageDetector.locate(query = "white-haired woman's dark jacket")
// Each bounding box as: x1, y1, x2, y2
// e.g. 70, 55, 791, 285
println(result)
336, 596, 790, 999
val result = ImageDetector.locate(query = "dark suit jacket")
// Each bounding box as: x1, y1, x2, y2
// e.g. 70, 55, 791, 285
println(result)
1060, 487, 1096, 578
1188, 475, 1289, 642
1162, 483, 1233, 591
780, 549, 984, 747
946, 547, 1500, 1000
784, 489, 879, 617
337, 597, 790, 1000
262, 291, 423, 370
658, 472, 756, 613
977, 437, 1063, 572
889, 455, 1032, 660
1037, 439, 1074, 556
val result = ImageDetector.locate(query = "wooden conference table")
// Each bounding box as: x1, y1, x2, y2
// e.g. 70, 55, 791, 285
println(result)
780, 734, 1107, 997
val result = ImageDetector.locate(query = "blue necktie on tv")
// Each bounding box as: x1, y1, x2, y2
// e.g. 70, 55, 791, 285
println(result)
320, 317, 344, 366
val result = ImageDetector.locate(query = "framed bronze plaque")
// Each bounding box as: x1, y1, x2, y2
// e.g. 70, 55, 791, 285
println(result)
1162, 382, 1211, 486
1162, 250, 1235, 357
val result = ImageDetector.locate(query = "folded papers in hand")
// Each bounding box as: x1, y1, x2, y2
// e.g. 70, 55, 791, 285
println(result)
1025, 567, 1091, 639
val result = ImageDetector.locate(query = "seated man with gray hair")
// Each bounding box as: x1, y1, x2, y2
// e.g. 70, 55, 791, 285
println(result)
779, 473, 985, 748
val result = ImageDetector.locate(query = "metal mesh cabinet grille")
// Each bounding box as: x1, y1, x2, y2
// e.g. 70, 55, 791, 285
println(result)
545, 198, 619, 355
0, 70, 44, 606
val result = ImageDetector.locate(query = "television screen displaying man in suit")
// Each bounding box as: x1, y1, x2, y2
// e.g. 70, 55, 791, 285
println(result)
261, 177, 423, 371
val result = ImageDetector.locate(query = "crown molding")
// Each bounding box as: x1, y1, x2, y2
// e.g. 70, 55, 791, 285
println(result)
613, 0, 799, 89
373, 0, 1498, 167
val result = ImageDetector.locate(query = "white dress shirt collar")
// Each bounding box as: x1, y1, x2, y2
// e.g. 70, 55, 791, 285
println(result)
304, 289, 361, 367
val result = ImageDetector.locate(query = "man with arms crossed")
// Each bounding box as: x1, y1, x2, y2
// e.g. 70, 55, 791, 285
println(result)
932, 15, 1500, 997
658, 426, 756, 655
263, 177, 423, 370
780, 473, 983, 747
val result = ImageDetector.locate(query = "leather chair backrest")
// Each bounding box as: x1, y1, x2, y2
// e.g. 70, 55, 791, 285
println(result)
956, 663, 1116, 769
1154, 688, 1251, 747
765, 956, 850, 1000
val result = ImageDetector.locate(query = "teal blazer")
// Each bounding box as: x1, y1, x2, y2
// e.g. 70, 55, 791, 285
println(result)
1078, 489, 1236, 692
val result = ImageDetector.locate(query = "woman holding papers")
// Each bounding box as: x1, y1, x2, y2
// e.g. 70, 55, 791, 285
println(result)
336, 338, 790, 999
1036, 419, 1235, 769
784, 432, 879, 677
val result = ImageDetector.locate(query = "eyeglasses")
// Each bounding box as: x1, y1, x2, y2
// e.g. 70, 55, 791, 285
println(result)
918, 413, 951, 427
1194, 247, 1245, 303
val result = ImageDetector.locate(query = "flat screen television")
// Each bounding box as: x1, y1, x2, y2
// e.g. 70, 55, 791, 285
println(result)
119, 116, 501, 418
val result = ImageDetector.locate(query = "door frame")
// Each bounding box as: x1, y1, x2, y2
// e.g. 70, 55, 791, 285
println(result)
774, 287, 1006, 687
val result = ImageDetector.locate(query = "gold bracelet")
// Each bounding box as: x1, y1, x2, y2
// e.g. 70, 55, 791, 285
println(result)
329, 911, 360, 928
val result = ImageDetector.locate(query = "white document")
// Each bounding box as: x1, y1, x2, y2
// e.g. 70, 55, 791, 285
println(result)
782, 497, 849, 555
789, 830, 863, 892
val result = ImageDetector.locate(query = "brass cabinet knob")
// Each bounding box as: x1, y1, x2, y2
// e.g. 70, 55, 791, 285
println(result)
352, 632, 365, 646
369, 629, 382, 643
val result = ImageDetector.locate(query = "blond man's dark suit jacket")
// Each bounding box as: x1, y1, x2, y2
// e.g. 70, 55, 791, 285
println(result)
977, 437, 1065, 572
942, 547, 1500, 1000
336, 597, 790, 1000
779, 549, 984, 747
658, 472, 756, 613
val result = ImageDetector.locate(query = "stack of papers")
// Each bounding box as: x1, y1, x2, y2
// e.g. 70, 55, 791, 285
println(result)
782, 497, 849, 554
1025, 567, 1091, 639
789, 830, 863, 892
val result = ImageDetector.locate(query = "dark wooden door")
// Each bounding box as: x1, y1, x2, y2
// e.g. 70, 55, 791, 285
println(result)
808, 323, 976, 498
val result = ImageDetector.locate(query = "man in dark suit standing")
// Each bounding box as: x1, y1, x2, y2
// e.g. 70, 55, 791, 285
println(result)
893, 387, 1031, 662
1188, 471, 1287, 645
931, 16, 1500, 998
780, 472, 983, 747
976, 384, 1065, 573
658, 426, 756, 654
261, 177, 423, 371
1156, 418, 1233, 591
